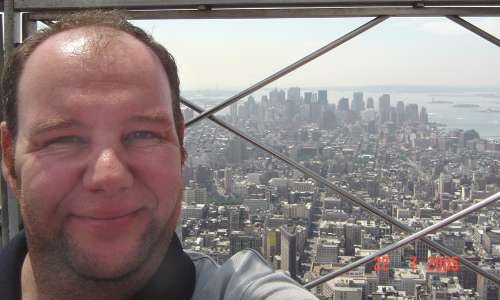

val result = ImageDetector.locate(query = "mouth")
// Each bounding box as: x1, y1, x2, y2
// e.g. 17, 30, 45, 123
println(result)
68, 208, 144, 228
72, 209, 142, 221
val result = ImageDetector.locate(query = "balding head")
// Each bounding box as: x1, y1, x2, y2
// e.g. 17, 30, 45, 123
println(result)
1, 11, 185, 165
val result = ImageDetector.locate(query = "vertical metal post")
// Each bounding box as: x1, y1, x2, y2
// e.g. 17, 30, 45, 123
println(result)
0, 13, 8, 249
21, 13, 38, 42
0, 177, 8, 248
4, 0, 15, 60
0, 0, 14, 245
0, 13, 3, 71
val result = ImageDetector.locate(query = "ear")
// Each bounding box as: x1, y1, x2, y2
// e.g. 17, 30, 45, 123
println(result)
1, 122, 18, 192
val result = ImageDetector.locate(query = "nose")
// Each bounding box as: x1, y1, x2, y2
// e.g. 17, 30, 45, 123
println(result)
83, 148, 134, 195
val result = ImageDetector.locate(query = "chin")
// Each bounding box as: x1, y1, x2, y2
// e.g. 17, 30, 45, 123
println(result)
62, 219, 166, 282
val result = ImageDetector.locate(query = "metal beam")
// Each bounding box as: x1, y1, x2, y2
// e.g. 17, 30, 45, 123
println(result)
185, 16, 388, 128
1, 0, 14, 248
0, 177, 8, 248
0, 13, 6, 249
3, 0, 500, 11
28, 7, 500, 21
0, 13, 3, 76
21, 12, 38, 41
181, 97, 500, 285
3, 0, 14, 59
304, 192, 500, 289
448, 15, 500, 47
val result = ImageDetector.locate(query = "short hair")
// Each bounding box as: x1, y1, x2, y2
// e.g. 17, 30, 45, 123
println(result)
1, 10, 185, 161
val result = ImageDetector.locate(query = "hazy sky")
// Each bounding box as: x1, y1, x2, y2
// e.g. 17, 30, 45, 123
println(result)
131, 17, 500, 91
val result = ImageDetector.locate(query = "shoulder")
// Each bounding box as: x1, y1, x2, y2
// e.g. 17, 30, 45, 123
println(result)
187, 249, 318, 300
0, 232, 27, 300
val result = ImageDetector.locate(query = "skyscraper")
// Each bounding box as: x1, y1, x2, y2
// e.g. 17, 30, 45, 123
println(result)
338, 97, 350, 111
366, 97, 374, 109
287, 87, 301, 102
344, 223, 361, 256
318, 90, 328, 105
396, 101, 405, 124
378, 94, 391, 123
420, 107, 429, 124
230, 103, 238, 122
405, 103, 419, 123
281, 225, 298, 279
263, 228, 281, 263
378, 94, 391, 111
351, 92, 365, 113
229, 231, 262, 255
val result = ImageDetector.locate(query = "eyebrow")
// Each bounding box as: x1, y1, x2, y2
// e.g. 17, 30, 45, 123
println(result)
27, 112, 174, 137
127, 111, 174, 126
28, 118, 84, 137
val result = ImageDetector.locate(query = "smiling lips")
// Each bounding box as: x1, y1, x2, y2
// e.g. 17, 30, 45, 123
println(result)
69, 208, 145, 232
72, 208, 142, 221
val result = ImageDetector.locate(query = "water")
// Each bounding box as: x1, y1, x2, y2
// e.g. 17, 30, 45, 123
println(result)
326, 90, 500, 138
182, 89, 500, 138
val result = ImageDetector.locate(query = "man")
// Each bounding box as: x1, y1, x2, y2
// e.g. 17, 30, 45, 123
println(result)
0, 11, 318, 300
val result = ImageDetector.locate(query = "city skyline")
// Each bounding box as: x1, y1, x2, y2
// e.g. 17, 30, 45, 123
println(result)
180, 86, 500, 298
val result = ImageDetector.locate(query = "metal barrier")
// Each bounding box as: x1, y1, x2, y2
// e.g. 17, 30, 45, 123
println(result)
2, 0, 500, 290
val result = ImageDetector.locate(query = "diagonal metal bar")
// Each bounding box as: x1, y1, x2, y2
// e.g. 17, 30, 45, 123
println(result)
304, 192, 500, 289
447, 15, 500, 47
184, 16, 388, 128
181, 97, 500, 285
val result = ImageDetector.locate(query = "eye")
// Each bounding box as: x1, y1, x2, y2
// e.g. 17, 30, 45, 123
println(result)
46, 136, 86, 146
123, 131, 163, 146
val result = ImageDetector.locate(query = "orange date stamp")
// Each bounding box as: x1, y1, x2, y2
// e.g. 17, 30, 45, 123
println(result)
373, 255, 459, 272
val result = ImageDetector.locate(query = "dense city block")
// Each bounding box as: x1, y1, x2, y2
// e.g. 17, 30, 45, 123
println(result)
180, 88, 500, 300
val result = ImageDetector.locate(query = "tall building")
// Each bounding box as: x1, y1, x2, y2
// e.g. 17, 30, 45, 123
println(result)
405, 103, 419, 123
318, 90, 328, 105
263, 228, 281, 263
338, 97, 350, 111
344, 223, 361, 256
229, 207, 241, 231
225, 137, 247, 164
351, 92, 365, 113
378, 94, 391, 123
230, 103, 238, 122
269, 88, 285, 106
420, 107, 429, 124
366, 97, 374, 109
224, 168, 233, 194
287, 87, 301, 102
316, 239, 339, 263
281, 225, 298, 279
414, 240, 429, 262
476, 263, 500, 300
378, 94, 391, 112
194, 165, 212, 189
303, 91, 313, 104
396, 101, 405, 124
320, 105, 337, 130
229, 231, 262, 255
438, 173, 454, 195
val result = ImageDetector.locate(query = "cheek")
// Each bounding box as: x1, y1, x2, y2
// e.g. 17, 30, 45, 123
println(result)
18, 156, 82, 228
130, 149, 183, 213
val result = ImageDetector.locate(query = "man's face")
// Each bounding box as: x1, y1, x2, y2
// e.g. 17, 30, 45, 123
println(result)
1, 28, 183, 280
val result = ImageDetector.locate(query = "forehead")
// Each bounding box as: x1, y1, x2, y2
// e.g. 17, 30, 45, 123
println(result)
17, 26, 173, 122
